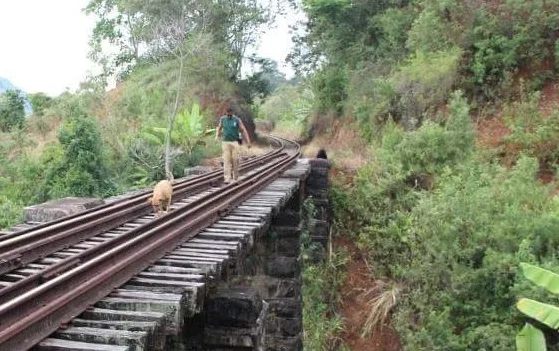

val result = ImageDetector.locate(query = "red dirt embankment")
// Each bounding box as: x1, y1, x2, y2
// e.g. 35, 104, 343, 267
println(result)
335, 235, 402, 351
475, 79, 559, 184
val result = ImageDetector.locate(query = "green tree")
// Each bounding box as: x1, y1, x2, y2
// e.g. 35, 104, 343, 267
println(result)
43, 99, 114, 198
85, 0, 285, 79
85, 0, 146, 77
293, 0, 559, 129
85, 0, 282, 178
238, 58, 288, 103
208, 0, 281, 78
28, 92, 54, 117
291, 0, 399, 71
0, 89, 25, 132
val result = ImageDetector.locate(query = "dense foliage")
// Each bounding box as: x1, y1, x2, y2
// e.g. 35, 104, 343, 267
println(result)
0, 90, 25, 132
329, 92, 559, 349
293, 0, 559, 133
285, 1, 559, 347
28, 93, 54, 117
301, 199, 348, 350
42, 98, 116, 199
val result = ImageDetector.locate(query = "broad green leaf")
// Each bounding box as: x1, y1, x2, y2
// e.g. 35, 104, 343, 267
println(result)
520, 263, 559, 295
516, 323, 546, 351
517, 298, 559, 329
150, 127, 167, 138
140, 103, 211, 155
139, 131, 164, 145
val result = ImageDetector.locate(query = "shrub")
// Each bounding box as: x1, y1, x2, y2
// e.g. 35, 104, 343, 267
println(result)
42, 98, 115, 198
373, 6, 416, 61
391, 48, 462, 129
406, 9, 455, 54
302, 256, 348, 351
0, 143, 61, 228
312, 65, 348, 115
469, 21, 518, 87
393, 155, 559, 349
502, 91, 559, 167
346, 67, 397, 139
347, 48, 462, 136
333, 89, 559, 349
26, 114, 54, 137
0, 195, 22, 229
334, 91, 474, 275
381, 90, 473, 177
0, 90, 25, 132
28, 92, 54, 117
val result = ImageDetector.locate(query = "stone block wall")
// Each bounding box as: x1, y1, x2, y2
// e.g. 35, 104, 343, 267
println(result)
187, 158, 332, 351
304, 159, 332, 260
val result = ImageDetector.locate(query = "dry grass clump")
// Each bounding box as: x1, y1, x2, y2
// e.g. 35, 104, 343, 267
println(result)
359, 280, 400, 338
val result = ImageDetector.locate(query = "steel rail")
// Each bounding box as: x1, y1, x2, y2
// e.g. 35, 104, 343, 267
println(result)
0, 137, 299, 351
0, 145, 282, 243
0, 152, 287, 304
0, 140, 288, 304
0, 135, 284, 243
0, 146, 285, 276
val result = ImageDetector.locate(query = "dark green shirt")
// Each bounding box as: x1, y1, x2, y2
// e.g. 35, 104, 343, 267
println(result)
220, 115, 240, 142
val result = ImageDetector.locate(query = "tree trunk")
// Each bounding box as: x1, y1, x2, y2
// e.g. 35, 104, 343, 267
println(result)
164, 52, 184, 180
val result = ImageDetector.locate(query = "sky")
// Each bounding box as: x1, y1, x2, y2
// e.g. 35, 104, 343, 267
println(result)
246, 4, 304, 78
0, 1, 301, 96
0, 0, 95, 96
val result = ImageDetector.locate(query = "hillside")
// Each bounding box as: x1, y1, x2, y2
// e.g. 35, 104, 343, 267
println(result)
265, 1, 559, 350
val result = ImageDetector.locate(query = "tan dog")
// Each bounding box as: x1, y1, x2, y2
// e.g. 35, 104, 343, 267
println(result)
147, 180, 173, 216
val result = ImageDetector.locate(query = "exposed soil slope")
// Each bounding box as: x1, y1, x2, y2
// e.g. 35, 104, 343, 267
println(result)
335, 236, 402, 351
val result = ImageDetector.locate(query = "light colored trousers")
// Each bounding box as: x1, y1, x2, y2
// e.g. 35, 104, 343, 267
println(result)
222, 141, 240, 182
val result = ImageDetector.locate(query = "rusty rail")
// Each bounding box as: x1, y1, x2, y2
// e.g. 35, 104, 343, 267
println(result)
0, 146, 285, 276
0, 146, 287, 304
0, 144, 283, 243
0, 136, 299, 351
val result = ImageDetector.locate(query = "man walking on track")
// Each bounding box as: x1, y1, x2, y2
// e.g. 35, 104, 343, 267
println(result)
216, 107, 251, 183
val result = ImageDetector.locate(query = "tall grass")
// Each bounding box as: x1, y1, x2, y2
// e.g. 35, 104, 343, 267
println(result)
302, 251, 348, 350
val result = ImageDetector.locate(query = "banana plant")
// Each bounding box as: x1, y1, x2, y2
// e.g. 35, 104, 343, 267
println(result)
515, 262, 559, 351
148, 103, 214, 156
516, 323, 546, 351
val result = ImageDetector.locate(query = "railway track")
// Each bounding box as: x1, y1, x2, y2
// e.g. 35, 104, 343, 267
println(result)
0, 136, 300, 351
